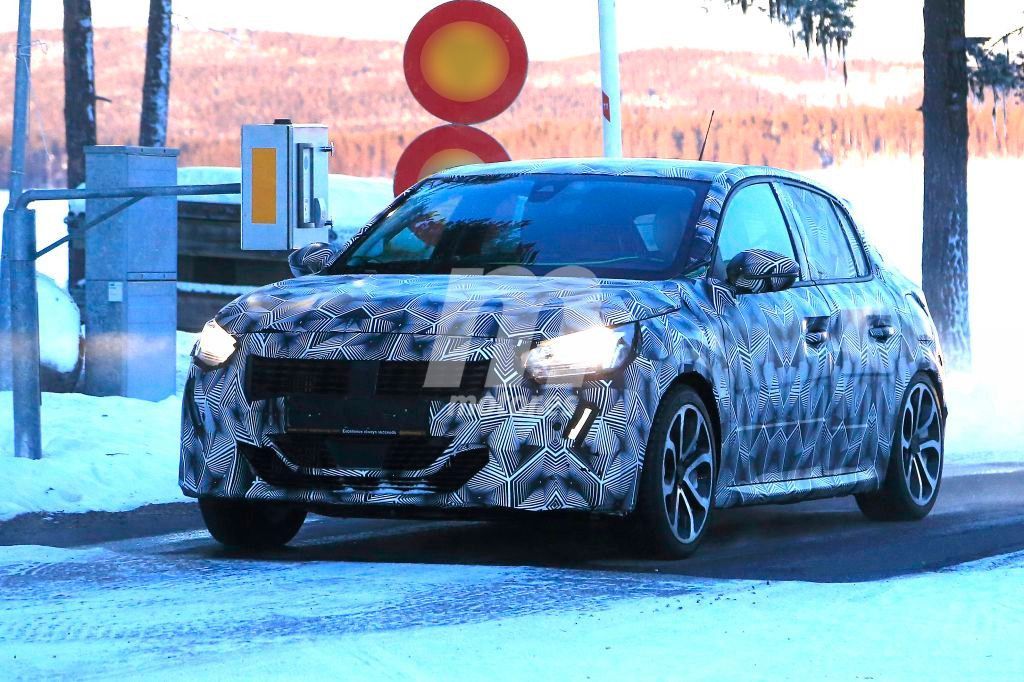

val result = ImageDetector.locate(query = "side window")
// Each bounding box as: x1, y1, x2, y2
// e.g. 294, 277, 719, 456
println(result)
712, 183, 798, 281
780, 185, 860, 281
833, 203, 870, 276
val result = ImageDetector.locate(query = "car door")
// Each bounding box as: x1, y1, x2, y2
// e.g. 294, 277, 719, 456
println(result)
775, 183, 894, 477
710, 181, 837, 485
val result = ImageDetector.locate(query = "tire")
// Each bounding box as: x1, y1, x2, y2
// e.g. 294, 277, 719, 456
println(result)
634, 385, 717, 559
199, 497, 307, 549
856, 373, 944, 521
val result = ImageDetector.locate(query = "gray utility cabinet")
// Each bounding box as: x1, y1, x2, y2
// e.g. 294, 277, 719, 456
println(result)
84, 146, 178, 401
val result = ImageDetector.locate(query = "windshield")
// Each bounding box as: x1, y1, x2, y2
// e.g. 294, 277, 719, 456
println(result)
331, 173, 710, 280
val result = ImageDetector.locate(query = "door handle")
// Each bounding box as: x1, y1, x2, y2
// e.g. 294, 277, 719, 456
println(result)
869, 325, 897, 341
806, 330, 829, 346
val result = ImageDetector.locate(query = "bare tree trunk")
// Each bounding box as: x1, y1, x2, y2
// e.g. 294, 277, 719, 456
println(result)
922, 0, 970, 368
63, 0, 96, 189
63, 0, 96, 300
139, 0, 173, 147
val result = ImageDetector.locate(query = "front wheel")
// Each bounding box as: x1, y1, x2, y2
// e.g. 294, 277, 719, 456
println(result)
634, 386, 717, 559
199, 497, 307, 549
856, 373, 944, 521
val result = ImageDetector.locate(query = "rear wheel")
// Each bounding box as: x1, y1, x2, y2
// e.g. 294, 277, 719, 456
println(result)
199, 497, 307, 549
635, 386, 717, 559
856, 374, 944, 521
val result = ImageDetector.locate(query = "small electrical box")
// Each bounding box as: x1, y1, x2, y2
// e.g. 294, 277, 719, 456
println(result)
241, 121, 332, 250
83, 145, 178, 401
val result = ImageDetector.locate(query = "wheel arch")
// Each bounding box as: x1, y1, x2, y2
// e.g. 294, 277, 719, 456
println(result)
925, 368, 946, 417
915, 362, 947, 419
662, 371, 723, 457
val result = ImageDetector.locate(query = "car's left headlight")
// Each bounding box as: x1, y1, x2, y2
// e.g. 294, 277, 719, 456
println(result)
193, 319, 237, 369
525, 323, 637, 382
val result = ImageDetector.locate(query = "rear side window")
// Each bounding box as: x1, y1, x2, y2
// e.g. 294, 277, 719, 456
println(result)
779, 185, 860, 281
712, 183, 798, 281
832, 204, 870, 276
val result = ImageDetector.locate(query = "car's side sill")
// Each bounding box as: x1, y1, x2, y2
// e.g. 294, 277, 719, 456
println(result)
720, 468, 877, 507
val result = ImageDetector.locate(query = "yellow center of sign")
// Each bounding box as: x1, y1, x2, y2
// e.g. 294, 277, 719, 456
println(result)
420, 148, 484, 179
421, 21, 510, 103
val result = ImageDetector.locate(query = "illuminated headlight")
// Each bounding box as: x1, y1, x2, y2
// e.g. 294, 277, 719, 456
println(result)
193, 319, 237, 369
525, 323, 637, 382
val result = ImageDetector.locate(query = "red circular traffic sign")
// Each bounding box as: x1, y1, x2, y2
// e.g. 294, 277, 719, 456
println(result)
393, 124, 510, 195
404, 0, 528, 124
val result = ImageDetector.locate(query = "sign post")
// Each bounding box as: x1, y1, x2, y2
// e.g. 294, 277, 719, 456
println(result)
598, 0, 622, 158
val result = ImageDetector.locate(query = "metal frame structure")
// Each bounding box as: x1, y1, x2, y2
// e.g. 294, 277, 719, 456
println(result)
4, 183, 241, 461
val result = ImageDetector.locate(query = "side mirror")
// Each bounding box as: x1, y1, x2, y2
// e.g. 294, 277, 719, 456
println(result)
288, 242, 336, 277
726, 249, 800, 294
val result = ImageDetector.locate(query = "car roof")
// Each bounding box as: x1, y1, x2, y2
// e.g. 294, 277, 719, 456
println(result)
433, 157, 735, 182
433, 157, 843, 202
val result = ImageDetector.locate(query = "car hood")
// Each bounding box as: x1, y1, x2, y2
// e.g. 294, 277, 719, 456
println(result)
215, 273, 682, 338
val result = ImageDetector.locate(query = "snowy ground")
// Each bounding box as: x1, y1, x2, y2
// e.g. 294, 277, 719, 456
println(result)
1, 157, 1023, 520
0, 533, 1021, 680
0, 332, 194, 521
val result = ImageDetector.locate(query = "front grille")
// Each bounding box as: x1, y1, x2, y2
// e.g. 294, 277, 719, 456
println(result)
272, 433, 452, 471
239, 441, 487, 493
246, 356, 351, 401
246, 356, 493, 401
375, 360, 491, 397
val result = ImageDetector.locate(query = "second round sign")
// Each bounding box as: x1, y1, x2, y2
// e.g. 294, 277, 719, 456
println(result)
393, 125, 510, 196
404, 0, 528, 124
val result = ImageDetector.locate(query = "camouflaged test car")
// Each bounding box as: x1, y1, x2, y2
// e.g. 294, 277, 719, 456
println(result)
181, 159, 946, 557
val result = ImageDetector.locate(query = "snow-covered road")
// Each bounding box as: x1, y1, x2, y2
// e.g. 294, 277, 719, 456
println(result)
1, 533, 1021, 680
3, 469, 1024, 680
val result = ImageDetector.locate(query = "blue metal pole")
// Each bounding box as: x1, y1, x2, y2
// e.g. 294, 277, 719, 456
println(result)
6, 207, 42, 460
1, 0, 33, 391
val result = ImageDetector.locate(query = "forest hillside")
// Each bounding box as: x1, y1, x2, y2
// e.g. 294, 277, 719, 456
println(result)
1, 27, 1021, 186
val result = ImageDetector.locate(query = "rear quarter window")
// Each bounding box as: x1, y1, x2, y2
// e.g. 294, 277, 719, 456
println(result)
832, 202, 871, 276
778, 184, 861, 281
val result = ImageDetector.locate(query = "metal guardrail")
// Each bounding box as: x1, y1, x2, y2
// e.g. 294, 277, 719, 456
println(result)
2, 183, 241, 461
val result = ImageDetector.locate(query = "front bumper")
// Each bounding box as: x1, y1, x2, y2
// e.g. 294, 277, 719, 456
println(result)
179, 331, 656, 514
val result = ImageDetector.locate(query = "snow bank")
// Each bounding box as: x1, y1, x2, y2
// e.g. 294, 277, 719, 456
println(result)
0, 198, 81, 373
35, 272, 81, 374
0, 332, 196, 521
0, 392, 183, 521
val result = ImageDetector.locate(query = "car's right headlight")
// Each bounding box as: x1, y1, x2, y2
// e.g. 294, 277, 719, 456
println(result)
525, 323, 637, 383
193, 319, 237, 369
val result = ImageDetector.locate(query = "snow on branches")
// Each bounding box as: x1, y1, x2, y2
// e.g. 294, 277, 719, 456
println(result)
723, 0, 856, 78
966, 26, 1024, 150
